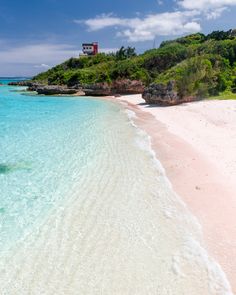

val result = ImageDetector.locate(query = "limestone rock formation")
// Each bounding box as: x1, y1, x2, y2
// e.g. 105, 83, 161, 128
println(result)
83, 79, 144, 96
8, 81, 33, 87
142, 81, 195, 106
83, 83, 112, 96
35, 85, 80, 95
111, 79, 144, 95
8, 79, 144, 97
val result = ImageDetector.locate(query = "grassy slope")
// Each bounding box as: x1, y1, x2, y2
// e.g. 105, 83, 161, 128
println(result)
209, 93, 236, 100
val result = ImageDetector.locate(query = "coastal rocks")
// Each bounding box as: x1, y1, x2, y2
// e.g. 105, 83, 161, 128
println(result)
142, 81, 195, 106
8, 80, 85, 96
8, 81, 45, 92
83, 79, 144, 96
8, 81, 33, 87
111, 79, 144, 95
8, 79, 144, 96
27, 83, 43, 92
35, 85, 81, 95
25, 83, 84, 95
83, 83, 112, 96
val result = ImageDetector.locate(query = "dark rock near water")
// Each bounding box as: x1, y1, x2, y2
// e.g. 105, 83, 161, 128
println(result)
111, 79, 144, 95
24, 83, 83, 96
83, 83, 112, 96
8, 81, 33, 87
83, 79, 144, 96
35, 85, 80, 95
69, 84, 82, 90
142, 81, 195, 106
8, 79, 144, 96
28, 84, 41, 91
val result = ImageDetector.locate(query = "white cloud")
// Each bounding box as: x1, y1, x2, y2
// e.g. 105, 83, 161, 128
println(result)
0, 43, 118, 76
0, 43, 78, 76
77, 11, 201, 42
178, 0, 236, 19
0, 43, 117, 66
0, 44, 79, 64
178, 0, 236, 10
75, 14, 125, 31
76, 0, 236, 43
34, 63, 51, 68
205, 7, 228, 19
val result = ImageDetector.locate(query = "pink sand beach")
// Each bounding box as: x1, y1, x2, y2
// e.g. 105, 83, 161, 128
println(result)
116, 94, 236, 292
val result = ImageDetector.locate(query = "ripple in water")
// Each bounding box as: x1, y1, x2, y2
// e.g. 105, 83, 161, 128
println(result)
0, 81, 232, 294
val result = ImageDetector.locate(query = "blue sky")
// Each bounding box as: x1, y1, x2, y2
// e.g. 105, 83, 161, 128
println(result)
0, 0, 236, 76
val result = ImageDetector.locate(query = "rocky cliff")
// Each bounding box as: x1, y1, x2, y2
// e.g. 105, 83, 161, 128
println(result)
83, 79, 144, 96
9, 79, 144, 96
142, 81, 196, 106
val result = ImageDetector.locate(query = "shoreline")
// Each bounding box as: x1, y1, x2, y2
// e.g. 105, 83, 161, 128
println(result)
113, 94, 236, 293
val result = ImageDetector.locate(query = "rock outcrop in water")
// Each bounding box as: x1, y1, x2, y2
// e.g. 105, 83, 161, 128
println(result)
142, 81, 196, 106
8, 81, 33, 87
8, 82, 85, 96
34, 85, 84, 95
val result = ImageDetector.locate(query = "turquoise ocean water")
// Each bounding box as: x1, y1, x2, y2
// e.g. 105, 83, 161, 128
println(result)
0, 79, 232, 294
0, 79, 121, 253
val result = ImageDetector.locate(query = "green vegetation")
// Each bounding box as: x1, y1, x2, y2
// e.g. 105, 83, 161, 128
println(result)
33, 29, 236, 99
208, 93, 236, 100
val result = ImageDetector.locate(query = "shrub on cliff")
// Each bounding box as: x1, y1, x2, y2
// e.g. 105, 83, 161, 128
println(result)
155, 55, 231, 98
142, 43, 189, 74
160, 33, 206, 48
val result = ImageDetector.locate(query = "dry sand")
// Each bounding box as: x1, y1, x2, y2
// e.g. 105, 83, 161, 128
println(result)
116, 94, 236, 293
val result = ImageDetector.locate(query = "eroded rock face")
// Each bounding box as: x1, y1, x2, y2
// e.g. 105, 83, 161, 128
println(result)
8, 81, 81, 95
8, 81, 44, 92
83, 83, 112, 96
25, 83, 84, 95
8, 79, 144, 96
83, 79, 144, 96
111, 79, 144, 95
35, 85, 79, 95
8, 81, 33, 87
142, 81, 195, 106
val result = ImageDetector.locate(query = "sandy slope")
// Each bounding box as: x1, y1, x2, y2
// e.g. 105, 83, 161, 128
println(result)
116, 94, 236, 293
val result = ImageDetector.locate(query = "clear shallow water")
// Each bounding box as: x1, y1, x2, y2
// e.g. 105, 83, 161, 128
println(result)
0, 81, 118, 252
0, 80, 233, 294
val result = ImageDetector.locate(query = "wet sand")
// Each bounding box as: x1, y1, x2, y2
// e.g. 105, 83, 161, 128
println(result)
116, 94, 236, 293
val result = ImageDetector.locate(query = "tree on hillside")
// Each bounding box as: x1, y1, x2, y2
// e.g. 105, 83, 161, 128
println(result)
206, 30, 234, 41
115, 46, 137, 60
125, 46, 137, 58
